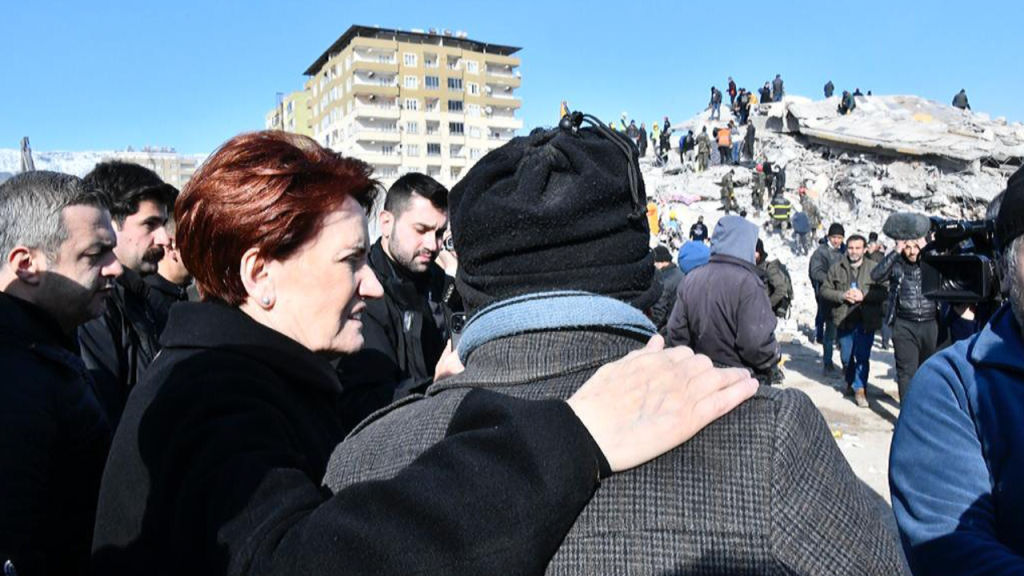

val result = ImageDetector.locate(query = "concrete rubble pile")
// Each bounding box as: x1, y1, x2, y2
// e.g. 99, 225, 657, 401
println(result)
646, 93, 1020, 345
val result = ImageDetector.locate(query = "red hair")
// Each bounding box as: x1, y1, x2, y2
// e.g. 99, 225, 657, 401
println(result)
176, 131, 379, 305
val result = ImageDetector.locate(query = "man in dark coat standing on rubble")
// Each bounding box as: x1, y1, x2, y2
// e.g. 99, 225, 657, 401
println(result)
952, 89, 971, 110
825, 80, 835, 98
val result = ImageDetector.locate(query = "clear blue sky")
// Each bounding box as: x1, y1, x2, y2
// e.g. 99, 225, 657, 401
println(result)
3, 0, 1021, 154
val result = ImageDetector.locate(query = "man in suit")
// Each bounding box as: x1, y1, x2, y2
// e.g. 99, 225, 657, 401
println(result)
324, 121, 903, 575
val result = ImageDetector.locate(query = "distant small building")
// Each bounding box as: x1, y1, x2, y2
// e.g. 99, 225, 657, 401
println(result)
107, 148, 206, 190
265, 91, 313, 137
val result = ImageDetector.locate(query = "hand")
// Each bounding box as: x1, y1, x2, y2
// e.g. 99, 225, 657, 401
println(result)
567, 334, 758, 473
433, 340, 464, 382
895, 240, 906, 254
843, 289, 857, 303
849, 288, 865, 303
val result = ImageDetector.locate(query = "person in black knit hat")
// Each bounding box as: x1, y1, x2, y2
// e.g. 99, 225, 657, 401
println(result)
325, 115, 904, 575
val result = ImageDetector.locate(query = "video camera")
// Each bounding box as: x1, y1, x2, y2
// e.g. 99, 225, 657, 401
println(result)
921, 218, 1001, 303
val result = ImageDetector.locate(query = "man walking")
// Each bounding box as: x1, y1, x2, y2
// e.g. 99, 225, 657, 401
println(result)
709, 86, 722, 120
696, 127, 711, 172
720, 170, 738, 214
727, 77, 737, 108
0, 172, 123, 575
717, 125, 732, 167
78, 161, 176, 427
809, 224, 847, 372
871, 237, 937, 400
821, 234, 887, 407
752, 164, 766, 215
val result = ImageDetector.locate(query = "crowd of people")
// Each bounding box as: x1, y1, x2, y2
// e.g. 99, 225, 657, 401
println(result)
1, 98, 1022, 575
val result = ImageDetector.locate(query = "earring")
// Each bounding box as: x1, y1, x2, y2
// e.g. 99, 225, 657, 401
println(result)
261, 296, 271, 306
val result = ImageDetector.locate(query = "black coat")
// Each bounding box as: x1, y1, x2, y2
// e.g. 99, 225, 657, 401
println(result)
667, 255, 779, 375
871, 250, 937, 324
0, 293, 111, 576
651, 265, 684, 331
91, 301, 606, 575
143, 273, 190, 335
78, 267, 161, 427
333, 240, 452, 429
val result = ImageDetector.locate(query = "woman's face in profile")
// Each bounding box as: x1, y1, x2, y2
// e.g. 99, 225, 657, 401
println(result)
267, 196, 383, 354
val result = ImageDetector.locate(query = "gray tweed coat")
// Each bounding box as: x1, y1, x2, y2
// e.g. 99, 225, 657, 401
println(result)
325, 329, 904, 575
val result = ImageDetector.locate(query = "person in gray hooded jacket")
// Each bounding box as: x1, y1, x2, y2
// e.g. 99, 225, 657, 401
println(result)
667, 215, 780, 382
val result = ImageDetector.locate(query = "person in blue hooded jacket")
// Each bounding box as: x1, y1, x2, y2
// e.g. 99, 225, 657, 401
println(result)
890, 166, 1024, 575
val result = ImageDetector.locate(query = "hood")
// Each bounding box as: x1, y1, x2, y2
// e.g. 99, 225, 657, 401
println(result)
678, 241, 711, 274
710, 215, 759, 264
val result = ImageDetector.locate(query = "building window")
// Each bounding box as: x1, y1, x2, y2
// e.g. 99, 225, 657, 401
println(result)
426, 121, 439, 135
447, 57, 461, 71
425, 76, 440, 90
469, 126, 481, 138
425, 98, 440, 112
404, 75, 418, 89
406, 121, 419, 134
345, 55, 351, 70
406, 144, 420, 157
382, 144, 395, 156
467, 104, 481, 117
404, 98, 419, 111
450, 144, 463, 157
447, 100, 463, 112
424, 53, 439, 68
448, 77, 463, 92
449, 122, 464, 135
379, 167, 398, 178
427, 143, 441, 156
470, 148, 482, 159
404, 53, 417, 66
467, 83, 479, 96
466, 60, 479, 74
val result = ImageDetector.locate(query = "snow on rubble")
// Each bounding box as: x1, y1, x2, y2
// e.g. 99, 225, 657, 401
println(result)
647, 93, 1020, 344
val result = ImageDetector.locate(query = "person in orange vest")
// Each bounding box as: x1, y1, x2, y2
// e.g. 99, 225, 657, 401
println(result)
647, 202, 660, 235
717, 126, 732, 166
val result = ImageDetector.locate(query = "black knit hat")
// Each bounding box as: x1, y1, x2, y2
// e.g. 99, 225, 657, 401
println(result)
451, 123, 658, 312
998, 166, 1024, 248
653, 245, 673, 263
828, 223, 846, 237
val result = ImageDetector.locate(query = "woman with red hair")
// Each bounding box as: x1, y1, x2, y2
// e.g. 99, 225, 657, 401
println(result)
91, 131, 755, 575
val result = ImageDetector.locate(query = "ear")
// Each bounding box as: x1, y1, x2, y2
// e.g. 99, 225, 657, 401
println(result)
379, 210, 395, 239
8, 246, 45, 286
239, 247, 274, 309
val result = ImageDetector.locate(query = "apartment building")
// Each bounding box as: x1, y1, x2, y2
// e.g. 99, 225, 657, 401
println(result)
265, 90, 313, 137
303, 25, 523, 186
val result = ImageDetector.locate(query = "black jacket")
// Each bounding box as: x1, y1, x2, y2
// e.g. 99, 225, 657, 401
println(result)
871, 250, 937, 324
651, 265, 684, 331
91, 302, 607, 576
143, 273, 190, 335
78, 267, 161, 427
809, 242, 845, 293
667, 254, 779, 375
333, 240, 452, 429
0, 293, 111, 576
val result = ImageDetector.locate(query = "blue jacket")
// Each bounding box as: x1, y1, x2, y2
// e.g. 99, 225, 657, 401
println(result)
890, 303, 1024, 575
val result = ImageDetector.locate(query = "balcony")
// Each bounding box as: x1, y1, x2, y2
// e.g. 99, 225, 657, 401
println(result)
353, 104, 401, 120
357, 152, 403, 165
485, 73, 521, 88
353, 129, 401, 143
483, 95, 521, 110
486, 115, 523, 130
352, 59, 398, 73
352, 83, 399, 98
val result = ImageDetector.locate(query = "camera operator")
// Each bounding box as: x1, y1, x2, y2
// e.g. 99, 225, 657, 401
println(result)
890, 168, 1024, 575
870, 237, 937, 401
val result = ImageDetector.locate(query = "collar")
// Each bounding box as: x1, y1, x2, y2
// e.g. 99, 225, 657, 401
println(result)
969, 303, 1024, 374
369, 239, 443, 307
161, 301, 343, 395
457, 291, 656, 364
0, 292, 75, 350
144, 273, 189, 299
117, 266, 151, 299
709, 253, 759, 273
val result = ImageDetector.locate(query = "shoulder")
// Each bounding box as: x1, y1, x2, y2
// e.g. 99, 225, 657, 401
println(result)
324, 389, 470, 490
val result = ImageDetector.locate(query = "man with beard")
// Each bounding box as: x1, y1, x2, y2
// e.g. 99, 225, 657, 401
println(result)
0, 172, 123, 575
143, 212, 192, 334
890, 168, 1024, 575
78, 161, 175, 427
871, 237, 937, 400
334, 173, 453, 429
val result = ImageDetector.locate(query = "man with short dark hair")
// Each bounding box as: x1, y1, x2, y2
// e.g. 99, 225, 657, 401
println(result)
890, 167, 1024, 574
821, 234, 887, 407
78, 161, 176, 427
689, 215, 709, 243
0, 172, 122, 575
143, 213, 191, 334
756, 239, 792, 319
334, 172, 453, 428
